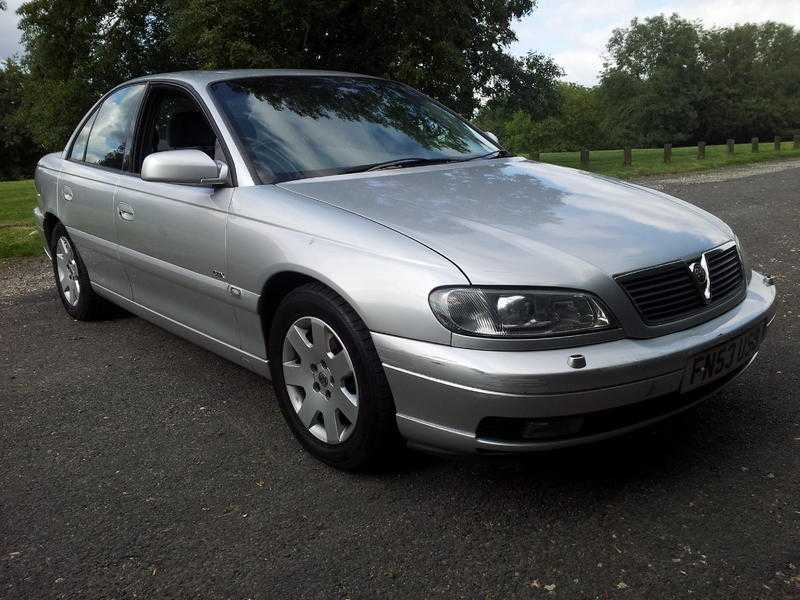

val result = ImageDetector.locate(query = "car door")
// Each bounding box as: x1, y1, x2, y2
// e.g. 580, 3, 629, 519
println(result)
58, 84, 145, 296
114, 83, 239, 347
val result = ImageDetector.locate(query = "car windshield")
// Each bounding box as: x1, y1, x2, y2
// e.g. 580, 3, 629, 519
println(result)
210, 76, 498, 183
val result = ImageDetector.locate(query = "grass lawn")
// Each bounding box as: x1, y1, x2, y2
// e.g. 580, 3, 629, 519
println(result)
536, 140, 800, 178
0, 179, 41, 259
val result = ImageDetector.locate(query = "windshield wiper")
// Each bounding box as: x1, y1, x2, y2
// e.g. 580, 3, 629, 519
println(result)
464, 149, 511, 161
359, 150, 510, 173
364, 157, 461, 172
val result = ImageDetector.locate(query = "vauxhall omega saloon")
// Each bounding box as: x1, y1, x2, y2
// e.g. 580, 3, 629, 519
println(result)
33, 70, 776, 469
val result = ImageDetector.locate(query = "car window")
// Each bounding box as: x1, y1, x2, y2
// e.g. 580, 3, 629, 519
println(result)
84, 84, 145, 170
135, 87, 221, 172
68, 111, 97, 162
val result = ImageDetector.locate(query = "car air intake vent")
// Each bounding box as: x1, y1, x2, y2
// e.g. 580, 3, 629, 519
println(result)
616, 243, 745, 325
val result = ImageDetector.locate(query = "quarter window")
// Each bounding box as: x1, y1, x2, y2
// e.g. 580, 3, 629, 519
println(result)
68, 112, 96, 162
84, 84, 145, 170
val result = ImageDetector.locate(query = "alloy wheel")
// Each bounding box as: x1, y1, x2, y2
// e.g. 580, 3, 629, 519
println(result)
281, 316, 359, 444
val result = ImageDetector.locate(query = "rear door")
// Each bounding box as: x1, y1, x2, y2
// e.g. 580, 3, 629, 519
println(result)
59, 84, 145, 296
114, 83, 239, 347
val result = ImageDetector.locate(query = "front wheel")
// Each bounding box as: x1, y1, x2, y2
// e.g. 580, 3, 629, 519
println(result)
268, 283, 402, 470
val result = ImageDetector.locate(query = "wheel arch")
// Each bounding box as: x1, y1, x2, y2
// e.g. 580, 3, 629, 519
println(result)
257, 269, 368, 348
42, 212, 61, 246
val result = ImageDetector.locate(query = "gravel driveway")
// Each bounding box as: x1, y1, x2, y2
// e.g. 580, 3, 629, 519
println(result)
2, 164, 799, 599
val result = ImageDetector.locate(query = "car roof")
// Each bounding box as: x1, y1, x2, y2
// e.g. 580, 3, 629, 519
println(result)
125, 69, 378, 88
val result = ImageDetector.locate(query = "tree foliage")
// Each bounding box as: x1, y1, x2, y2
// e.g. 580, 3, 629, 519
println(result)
484, 15, 800, 154
698, 22, 800, 142
477, 82, 601, 154
169, 0, 542, 117
15, 0, 174, 149
0, 60, 40, 179
599, 15, 800, 147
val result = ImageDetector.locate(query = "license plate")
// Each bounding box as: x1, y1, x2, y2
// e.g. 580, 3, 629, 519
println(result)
681, 322, 766, 393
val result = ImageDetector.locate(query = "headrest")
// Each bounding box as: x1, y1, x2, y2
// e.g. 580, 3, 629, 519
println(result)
167, 111, 215, 149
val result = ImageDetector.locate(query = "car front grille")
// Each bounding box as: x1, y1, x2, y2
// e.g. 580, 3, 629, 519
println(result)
616, 243, 745, 325
706, 244, 744, 300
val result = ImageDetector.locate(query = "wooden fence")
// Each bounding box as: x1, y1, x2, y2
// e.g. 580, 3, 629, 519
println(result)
577, 134, 800, 165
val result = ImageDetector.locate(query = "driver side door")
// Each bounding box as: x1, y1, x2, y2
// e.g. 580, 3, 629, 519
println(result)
115, 83, 239, 348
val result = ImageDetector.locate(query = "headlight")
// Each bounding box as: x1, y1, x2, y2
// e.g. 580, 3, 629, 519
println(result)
429, 288, 614, 338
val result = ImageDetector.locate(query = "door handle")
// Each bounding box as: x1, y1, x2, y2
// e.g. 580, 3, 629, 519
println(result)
63, 186, 73, 202
118, 203, 135, 221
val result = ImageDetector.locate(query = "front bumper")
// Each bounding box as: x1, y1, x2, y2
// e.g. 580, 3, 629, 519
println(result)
373, 272, 777, 454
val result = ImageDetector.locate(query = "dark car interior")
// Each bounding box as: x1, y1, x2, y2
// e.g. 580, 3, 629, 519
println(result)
134, 87, 225, 173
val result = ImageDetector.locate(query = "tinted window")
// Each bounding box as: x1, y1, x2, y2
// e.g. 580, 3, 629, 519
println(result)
211, 77, 496, 183
136, 88, 219, 172
68, 111, 96, 161
84, 84, 145, 170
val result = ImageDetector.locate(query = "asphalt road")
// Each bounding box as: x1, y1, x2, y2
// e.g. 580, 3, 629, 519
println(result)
2, 166, 799, 600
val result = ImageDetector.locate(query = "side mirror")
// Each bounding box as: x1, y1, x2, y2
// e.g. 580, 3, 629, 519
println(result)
484, 131, 499, 145
141, 149, 229, 186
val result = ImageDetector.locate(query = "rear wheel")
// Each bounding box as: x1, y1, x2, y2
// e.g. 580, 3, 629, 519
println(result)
268, 283, 402, 470
49, 223, 105, 320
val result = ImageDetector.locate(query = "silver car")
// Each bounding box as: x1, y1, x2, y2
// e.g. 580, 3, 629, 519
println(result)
33, 69, 776, 469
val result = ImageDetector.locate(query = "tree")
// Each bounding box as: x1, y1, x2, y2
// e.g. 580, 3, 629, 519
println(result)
699, 22, 800, 142
15, 0, 174, 149
0, 60, 41, 179
478, 82, 607, 154
167, 0, 541, 117
596, 16, 800, 148
598, 14, 704, 146
474, 51, 562, 144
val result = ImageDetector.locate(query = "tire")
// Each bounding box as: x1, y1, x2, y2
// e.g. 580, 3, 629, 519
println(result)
49, 223, 105, 320
268, 283, 402, 470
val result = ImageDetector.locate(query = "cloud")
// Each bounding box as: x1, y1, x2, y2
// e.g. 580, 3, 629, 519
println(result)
665, 0, 800, 29
0, 0, 24, 62
511, 0, 800, 86
551, 49, 607, 86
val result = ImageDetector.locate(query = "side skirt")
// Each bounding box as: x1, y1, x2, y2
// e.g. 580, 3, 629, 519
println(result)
92, 282, 272, 379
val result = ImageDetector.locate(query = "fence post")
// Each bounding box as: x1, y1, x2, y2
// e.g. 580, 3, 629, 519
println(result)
664, 143, 672, 163
795, 134, 799, 149
727, 139, 735, 154
623, 146, 632, 166
774, 136, 781, 151
751, 137, 759, 152
698, 141, 706, 159
580, 148, 590, 165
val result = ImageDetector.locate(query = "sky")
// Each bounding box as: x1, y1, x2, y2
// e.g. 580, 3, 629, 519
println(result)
0, 0, 23, 63
1, 0, 800, 85
509, 0, 800, 85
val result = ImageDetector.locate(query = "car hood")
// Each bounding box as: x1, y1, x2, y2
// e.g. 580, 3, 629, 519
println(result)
278, 158, 732, 285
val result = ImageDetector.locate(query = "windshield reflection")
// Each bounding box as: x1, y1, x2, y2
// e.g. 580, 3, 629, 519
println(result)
211, 76, 496, 183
